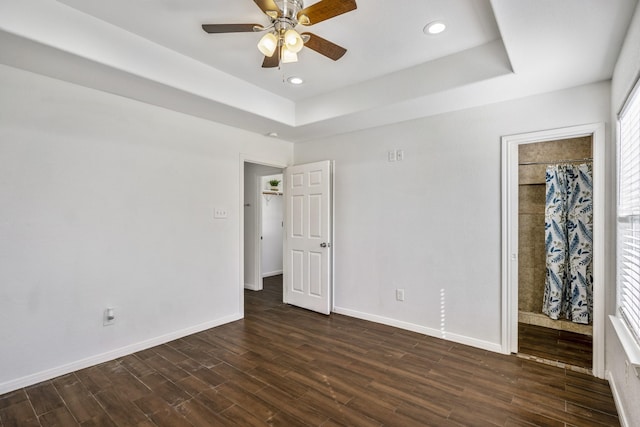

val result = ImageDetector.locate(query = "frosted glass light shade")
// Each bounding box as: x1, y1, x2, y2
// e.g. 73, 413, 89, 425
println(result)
281, 46, 298, 63
257, 32, 278, 57
284, 29, 303, 53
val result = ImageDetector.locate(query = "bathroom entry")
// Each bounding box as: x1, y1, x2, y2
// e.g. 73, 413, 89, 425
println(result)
517, 136, 593, 370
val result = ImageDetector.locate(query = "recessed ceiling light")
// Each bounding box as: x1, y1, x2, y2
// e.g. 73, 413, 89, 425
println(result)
267, 132, 279, 137
424, 21, 446, 35
287, 76, 304, 85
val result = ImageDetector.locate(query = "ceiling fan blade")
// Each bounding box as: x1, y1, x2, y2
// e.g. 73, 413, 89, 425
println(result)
302, 32, 347, 61
262, 53, 279, 68
253, 0, 281, 17
202, 24, 261, 33
298, 0, 357, 25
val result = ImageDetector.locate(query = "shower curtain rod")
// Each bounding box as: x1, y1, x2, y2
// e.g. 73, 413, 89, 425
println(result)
518, 157, 593, 166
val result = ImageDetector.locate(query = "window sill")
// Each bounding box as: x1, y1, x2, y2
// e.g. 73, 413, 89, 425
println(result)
610, 315, 640, 378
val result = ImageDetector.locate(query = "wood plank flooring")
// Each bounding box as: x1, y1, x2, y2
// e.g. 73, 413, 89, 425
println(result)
518, 323, 593, 370
0, 275, 619, 426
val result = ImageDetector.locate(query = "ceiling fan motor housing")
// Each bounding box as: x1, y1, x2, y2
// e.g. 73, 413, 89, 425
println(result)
275, 0, 304, 21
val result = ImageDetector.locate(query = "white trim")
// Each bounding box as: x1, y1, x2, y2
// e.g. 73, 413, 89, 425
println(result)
607, 369, 631, 427
616, 81, 640, 357
333, 306, 503, 353
501, 136, 519, 354
331, 161, 336, 312
254, 175, 263, 291
501, 123, 606, 378
0, 314, 241, 395
610, 315, 640, 376
262, 269, 283, 278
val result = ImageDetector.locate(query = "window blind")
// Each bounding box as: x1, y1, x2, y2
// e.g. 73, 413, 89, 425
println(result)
618, 79, 640, 345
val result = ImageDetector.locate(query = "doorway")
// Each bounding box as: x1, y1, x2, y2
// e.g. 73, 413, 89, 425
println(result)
243, 162, 284, 292
516, 137, 593, 370
241, 159, 335, 316
501, 123, 605, 378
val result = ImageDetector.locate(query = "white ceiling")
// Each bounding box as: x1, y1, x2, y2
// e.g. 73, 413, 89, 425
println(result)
54, 0, 501, 101
0, 0, 637, 142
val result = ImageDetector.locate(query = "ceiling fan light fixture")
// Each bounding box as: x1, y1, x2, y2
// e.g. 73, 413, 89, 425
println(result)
284, 29, 304, 53
281, 46, 298, 63
202, 0, 357, 68
257, 32, 278, 57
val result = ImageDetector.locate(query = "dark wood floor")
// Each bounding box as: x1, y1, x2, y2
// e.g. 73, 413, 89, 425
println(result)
0, 275, 619, 426
518, 323, 593, 370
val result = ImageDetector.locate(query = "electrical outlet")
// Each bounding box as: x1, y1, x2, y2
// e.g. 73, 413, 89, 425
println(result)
396, 289, 405, 301
396, 149, 404, 161
214, 208, 228, 219
103, 307, 115, 326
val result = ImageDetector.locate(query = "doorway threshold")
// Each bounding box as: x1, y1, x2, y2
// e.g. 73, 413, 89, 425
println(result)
516, 352, 592, 375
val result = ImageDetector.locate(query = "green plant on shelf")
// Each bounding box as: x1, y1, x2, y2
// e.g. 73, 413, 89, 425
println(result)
269, 179, 281, 190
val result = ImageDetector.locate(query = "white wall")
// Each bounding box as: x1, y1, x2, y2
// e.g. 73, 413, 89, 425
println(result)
294, 81, 611, 351
261, 174, 284, 277
0, 64, 293, 393
243, 165, 282, 290
607, 3, 640, 426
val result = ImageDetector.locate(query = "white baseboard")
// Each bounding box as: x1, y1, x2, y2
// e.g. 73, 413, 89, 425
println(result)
333, 306, 503, 354
0, 313, 242, 395
607, 370, 630, 427
244, 282, 259, 291
262, 270, 283, 278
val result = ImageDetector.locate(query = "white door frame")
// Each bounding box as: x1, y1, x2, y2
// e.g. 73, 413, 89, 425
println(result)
501, 123, 605, 378
254, 174, 263, 291
239, 155, 287, 315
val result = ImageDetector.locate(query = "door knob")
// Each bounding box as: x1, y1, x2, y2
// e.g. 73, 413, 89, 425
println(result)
320, 242, 331, 248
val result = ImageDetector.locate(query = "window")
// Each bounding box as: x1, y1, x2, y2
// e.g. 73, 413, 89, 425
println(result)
617, 79, 640, 346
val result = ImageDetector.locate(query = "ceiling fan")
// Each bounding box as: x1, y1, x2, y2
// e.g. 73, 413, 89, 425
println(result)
202, 0, 357, 68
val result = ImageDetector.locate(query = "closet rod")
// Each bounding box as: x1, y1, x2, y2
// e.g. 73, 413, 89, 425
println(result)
518, 157, 592, 166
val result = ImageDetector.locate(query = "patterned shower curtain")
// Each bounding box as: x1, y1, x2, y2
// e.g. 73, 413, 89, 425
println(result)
542, 163, 593, 324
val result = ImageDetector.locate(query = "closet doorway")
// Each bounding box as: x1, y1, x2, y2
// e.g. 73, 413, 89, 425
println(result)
501, 123, 605, 378
243, 162, 284, 292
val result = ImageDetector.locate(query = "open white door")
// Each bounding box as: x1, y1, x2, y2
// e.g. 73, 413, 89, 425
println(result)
283, 160, 332, 315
